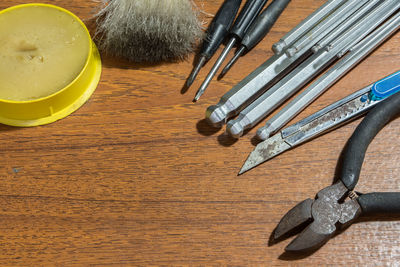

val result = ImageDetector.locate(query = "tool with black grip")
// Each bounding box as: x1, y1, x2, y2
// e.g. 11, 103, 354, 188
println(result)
273, 90, 400, 252
194, 0, 268, 101
186, 0, 242, 87
219, 0, 291, 79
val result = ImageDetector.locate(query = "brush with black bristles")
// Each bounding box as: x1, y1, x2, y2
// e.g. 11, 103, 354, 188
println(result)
94, 0, 203, 63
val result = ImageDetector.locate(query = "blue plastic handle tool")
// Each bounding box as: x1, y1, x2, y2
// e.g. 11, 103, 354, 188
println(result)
371, 70, 400, 99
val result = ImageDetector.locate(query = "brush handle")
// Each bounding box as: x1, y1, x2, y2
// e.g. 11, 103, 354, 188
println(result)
201, 0, 242, 60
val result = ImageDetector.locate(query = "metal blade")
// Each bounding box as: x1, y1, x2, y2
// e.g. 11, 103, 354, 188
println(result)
285, 222, 333, 252
274, 198, 313, 240
284, 91, 374, 147
239, 133, 291, 174
284, 182, 350, 252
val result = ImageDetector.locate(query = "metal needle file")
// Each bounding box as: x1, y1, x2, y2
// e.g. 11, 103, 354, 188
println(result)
219, 0, 291, 79
186, 0, 242, 87
193, 0, 268, 102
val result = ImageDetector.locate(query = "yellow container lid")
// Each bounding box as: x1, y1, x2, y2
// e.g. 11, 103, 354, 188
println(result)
0, 3, 102, 127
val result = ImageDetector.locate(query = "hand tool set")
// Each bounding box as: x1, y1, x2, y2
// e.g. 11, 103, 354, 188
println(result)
3, 0, 400, 256
205, 0, 400, 139
223, 0, 400, 253
188, 0, 290, 101
94, 0, 400, 255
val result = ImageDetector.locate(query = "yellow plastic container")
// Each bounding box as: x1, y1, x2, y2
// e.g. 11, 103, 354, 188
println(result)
0, 3, 102, 127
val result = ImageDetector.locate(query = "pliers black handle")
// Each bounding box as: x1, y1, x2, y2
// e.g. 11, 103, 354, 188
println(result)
342, 88, 400, 190
343, 88, 400, 214
274, 90, 400, 252
358, 192, 400, 214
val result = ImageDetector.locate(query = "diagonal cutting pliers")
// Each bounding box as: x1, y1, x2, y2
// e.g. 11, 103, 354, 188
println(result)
273, 89, 400, 252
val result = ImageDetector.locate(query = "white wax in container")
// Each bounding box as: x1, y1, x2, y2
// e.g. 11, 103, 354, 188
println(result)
0, 5, 90, 101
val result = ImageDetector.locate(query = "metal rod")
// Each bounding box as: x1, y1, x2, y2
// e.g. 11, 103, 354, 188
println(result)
256, 0, 388, 140
205, 0, 369, 128
186, 56, 206, 87
226, 0, 400, 138
193, 37, 237, 102
272, 0, 347, 54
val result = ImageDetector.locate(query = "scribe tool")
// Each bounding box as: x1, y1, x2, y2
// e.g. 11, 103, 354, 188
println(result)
205, 0, 355, 127
186, 0, 242, 88
193, 0, 268, 102
226, 0, 400, 138
218, 0, 292, 79
239, 70, 400, 174
274, 90, 400, 252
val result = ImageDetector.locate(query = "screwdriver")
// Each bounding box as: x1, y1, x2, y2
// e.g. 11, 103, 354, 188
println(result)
186, 0, 242, 88
219, 0, 291, 79
193, 0, 268, 102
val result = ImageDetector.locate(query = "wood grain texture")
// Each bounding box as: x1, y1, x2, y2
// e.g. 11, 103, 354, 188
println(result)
1, 0, 400, 265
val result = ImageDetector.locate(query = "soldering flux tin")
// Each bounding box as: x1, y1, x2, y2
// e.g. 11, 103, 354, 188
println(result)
0, 4, 102, 127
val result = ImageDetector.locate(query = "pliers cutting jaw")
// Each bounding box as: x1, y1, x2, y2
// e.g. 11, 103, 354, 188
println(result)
273, 90, 400, 253
274, 181, 361, 252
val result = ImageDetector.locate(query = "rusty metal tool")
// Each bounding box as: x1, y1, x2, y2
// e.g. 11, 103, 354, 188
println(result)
239, 70, 400, 174
273, 90, 400, 252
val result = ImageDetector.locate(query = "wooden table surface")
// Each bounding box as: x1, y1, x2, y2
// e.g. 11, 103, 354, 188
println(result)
1, 0, 400, 265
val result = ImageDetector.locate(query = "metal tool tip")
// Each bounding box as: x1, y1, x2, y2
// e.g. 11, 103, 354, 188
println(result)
256, 124, 274, 140
285, 241, 309, 252
193, 89, 203, 102
286, 47, 297, 57
218, 46, 245, 80
218, 62, 232, 80
239, 149, 262, 175
238, 161, 253, 175
186, 56, 206, 87
274, 228, 286, 241
273, 198, 313, 241
226, 120, 244, 139
205, 105, 227, 127
226, 121, 243, 138
193, 78, 211, 102
186, 75, 195, 88
217, 67, 228, 80
285, 226, 330, 253
272, 40, 286, 55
